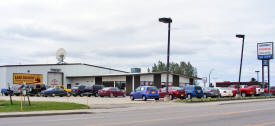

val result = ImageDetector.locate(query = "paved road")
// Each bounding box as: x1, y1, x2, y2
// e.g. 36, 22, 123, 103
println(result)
1, 100, 275, 126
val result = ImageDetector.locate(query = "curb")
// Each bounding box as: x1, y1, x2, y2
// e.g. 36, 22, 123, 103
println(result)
218, 98, 275, 105
0, 110, 92, 118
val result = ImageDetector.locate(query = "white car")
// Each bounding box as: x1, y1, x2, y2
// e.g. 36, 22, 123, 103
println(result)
217, 87, 234, 97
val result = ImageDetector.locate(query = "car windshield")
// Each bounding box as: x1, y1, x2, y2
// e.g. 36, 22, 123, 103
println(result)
46, 88, 55, 91
172, 87, 182, 90
195, 86, 202, 90
147, 86, 157, 91
102, 87, 111, 91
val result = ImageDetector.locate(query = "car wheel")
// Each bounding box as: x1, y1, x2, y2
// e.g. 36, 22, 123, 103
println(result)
67, 93, 71, 97
187, 94, 192, 99
142, 95, 147, 101
88, 94, 91, 97
110, 93, 113, 97
123, 93, 126, 97
52, 93, 55, 97
169, 95, 174, 100
155, 98, 159, 101
95, 93, 99, 97
73, 95, 77, 97
60, 95, 63, 97
130, 95, 134, 101
241, 92, 246, 97
80, 93, 84, 97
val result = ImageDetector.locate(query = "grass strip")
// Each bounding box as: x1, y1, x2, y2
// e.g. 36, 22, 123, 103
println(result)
0, 100, 89, 112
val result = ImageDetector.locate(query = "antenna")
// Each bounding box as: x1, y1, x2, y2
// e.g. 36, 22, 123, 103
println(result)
56, 48, 67, 64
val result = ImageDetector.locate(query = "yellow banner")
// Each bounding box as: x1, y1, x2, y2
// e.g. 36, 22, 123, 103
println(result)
13, 73, 43, 84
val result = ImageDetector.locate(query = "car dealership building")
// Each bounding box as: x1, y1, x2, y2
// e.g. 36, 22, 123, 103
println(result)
0, 63, 200, 95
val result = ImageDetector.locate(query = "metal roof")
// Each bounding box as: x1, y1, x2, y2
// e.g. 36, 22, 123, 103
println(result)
0, 63, 128, 73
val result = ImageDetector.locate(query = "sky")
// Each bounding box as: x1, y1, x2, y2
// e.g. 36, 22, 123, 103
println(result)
0, 0, 274, 86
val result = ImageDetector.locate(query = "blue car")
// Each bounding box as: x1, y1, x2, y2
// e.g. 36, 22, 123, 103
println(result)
130, 86, 159, 101
40, 87, 70, 97
180, 85, 203, 99
1, 88, 13, 96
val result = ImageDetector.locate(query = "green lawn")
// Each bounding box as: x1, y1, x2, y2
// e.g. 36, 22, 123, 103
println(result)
0, 100, 89, 112
176, 96, 275, 103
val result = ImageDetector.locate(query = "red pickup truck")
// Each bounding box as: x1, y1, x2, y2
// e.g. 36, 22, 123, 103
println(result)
264, 86, 275, 95
228, 85, 256, 97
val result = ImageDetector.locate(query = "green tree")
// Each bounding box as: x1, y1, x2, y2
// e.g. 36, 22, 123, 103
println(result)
151, 61, 197, 77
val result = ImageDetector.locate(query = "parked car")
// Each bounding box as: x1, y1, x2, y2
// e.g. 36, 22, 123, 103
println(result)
71, 85, 86, 97
82, 85, 104, 97
217, 87, 234, 97
202, 87, 220, 98
229, 85, 256, 97
130, 86, 159, 101
264, 86, 275, 95
1, 88, 13, 96
249, 85, 264, 96
27, 84, 47, 96
98, 87, 125, 97
158, 87, 185, 100
180, 85, 203, 99
11, 84, 25, 96
40, 87, 70, 97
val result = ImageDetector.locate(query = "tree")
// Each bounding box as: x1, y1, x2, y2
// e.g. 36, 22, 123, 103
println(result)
251, 77, 256, 82
151, 61, 197, 77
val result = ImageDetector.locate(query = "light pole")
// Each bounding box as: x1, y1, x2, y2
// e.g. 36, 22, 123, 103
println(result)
159, 17, 172, 97
255, 70, 259, 82
236, 34, 245, 96
209, 69, 214, 87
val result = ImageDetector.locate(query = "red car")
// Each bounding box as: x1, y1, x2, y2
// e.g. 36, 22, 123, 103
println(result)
159, 87, 185, 100
98, 87, 125, 97
264, 86, 275, 95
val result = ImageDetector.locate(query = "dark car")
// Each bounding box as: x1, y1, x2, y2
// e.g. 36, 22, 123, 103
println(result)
1, 88, 13, 96
202, 87, 220, 98
82, 85, 104, 97
180, 85, 203, 99
159, 87, 186, 100
40, 87, 69, 97
98, 87, 125, 97
71, 85, 86, 97
130, 86, 159, 101
27, 84, 47, 96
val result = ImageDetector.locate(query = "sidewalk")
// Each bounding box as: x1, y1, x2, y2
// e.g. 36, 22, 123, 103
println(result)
1, 97, 275, 118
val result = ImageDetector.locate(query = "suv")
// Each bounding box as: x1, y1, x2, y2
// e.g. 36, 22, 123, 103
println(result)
130, 86, 159, 101
71, 85, 86, 97
82, 85, 104, 97
180, 85, 203, 99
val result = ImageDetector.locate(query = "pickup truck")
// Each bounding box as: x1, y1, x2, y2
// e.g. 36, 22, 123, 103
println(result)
228, 85, 256, 97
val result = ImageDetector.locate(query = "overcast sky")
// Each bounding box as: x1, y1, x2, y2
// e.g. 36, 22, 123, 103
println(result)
0, 0, 274, 86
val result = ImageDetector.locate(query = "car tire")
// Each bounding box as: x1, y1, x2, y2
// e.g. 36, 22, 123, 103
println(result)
241, 92, 246, 97
52, 93, 55, 97
130, 95, 134, 101
73, 95, 77, 97
123, 93, 126, 97
110, 93, 113, 97
169, 95, 174, 100
88, 94, 91, 97
95, 93, 99, 97
187, 94, 192, 99
80, 93, 84, 97
67, 93, 71, 97
155, 98, 159, 101
142, 95, 147, 101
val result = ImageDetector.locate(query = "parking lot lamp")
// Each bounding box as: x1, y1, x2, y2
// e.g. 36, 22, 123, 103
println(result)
159, 17, 172, 96
236, 34, 245, 96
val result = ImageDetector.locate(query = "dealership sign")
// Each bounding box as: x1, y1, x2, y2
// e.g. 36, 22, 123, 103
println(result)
13, 73, 43, 84
257, 42, 273, 60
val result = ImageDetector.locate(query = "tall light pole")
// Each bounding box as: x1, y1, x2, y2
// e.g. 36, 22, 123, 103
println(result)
236, 34, 245, 96
209, 69, 214, 87
159, 17, 172, 97
255, 70, 260, 82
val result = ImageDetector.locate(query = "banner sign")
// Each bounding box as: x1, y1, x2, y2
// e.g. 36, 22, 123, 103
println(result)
257, 42, 273, 60
13, 73, 43, 84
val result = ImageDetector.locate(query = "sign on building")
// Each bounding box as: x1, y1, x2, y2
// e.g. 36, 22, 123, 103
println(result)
13, 73, 43, 84
257, 42, 273, 60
